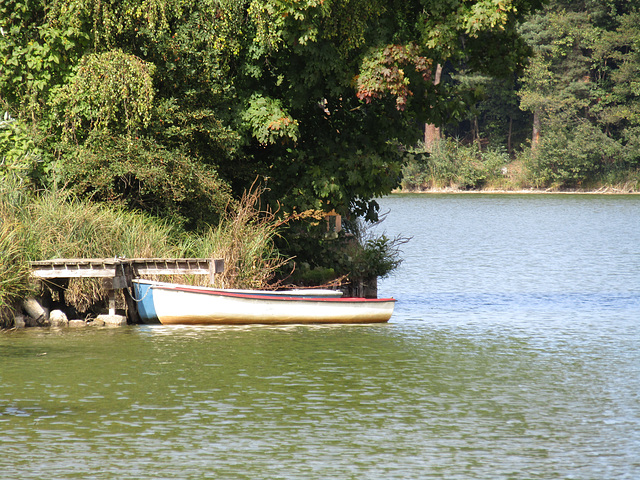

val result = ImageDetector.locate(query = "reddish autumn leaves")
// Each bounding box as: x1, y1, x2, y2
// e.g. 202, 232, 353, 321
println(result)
356, 43, 432, 111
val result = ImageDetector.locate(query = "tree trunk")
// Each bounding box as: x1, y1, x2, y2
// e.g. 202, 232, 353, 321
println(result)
473, 116, 480, 147
424, 124, 441, 153
424, 63, 443, 153
532, 109, 541, 150
507, 116, 513, 156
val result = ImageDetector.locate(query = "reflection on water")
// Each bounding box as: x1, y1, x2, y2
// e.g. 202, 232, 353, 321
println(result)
2, 194, 640, 479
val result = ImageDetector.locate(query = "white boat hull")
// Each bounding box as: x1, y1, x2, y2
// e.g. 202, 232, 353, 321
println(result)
132, 280, 395, 325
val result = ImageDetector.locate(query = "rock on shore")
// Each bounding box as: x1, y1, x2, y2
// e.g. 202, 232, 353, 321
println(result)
11, 296, 129, 328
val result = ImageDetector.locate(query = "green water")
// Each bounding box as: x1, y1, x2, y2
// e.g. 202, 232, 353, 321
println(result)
2, 194, 639, 479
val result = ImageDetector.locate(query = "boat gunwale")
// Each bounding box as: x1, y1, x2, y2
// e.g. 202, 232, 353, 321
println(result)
132, 279, 396, 303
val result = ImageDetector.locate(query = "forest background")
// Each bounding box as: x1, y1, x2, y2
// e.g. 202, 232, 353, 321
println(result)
406, 0, 640, 192
1, 0, 638, 321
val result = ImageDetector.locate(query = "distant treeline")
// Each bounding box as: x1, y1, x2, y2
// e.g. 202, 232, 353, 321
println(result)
404, 0, 640, 192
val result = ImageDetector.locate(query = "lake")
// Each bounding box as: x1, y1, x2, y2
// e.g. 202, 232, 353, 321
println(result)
2, 193, 639, 479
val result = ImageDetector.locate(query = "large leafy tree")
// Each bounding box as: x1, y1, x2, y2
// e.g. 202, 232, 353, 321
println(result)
231, 0, 544, 219
1, 0, 543, 225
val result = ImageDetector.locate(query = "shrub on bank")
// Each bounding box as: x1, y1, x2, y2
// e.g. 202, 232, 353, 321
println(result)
401, 139, 510, 191
278, 214, 406, 293
402, 137, 640, 193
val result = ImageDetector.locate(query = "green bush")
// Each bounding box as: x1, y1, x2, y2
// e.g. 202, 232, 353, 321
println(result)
0, 114, 43, 188
527, 120, 623, 189
59, 133, 233, 229
279, 214, 405, 288
401, 139, 510, 190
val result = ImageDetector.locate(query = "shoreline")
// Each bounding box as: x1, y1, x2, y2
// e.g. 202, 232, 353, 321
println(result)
394, 187, 640, 195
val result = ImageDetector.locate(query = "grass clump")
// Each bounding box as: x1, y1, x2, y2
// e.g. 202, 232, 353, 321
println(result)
189, 187, 287, 289
0, 182, 285, 325
21, 190, 182, 260
0, 210, 33, 327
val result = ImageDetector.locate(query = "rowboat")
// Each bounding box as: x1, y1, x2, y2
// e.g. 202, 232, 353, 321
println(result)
131, 279, 395, 325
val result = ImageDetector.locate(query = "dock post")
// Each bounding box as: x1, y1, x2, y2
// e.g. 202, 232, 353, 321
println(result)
210, 258, 225, 285
108, 291, 116, 316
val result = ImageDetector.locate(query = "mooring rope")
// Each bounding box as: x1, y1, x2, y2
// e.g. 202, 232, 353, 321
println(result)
129, 282, 152, 303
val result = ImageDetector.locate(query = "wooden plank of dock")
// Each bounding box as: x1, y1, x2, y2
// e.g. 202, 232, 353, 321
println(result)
30, 258, 224, 280
30, 258, 122, 278
29, 258, 225, 316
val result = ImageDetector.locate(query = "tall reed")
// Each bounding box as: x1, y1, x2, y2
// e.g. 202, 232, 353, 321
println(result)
0, 183, 286, 323
0, 212, 33, 327
189, 186, 286, 289
21, 190, 181, 260
10, 190, 180, 312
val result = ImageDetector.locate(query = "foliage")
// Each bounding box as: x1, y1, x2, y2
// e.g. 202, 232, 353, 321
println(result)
1, 0, 239, 221
517, 0, 640, 188
0, 113, 43, 186
55, 50, 156, 140
397, 0, 639, 193
241, 93, 299, 145
2, 0, 543, 221
442, 72, 532, 153
0, 0, 90, 116
348, 227, 406, 280
279, 213, 406, 289
527, 118, 622, 187
58, 132, 233, 228
357, 43, 432, 111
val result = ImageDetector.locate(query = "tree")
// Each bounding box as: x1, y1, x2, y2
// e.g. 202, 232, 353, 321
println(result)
518, 0, 640, 187
235, 0, 545, 218
1, 0, 544, 223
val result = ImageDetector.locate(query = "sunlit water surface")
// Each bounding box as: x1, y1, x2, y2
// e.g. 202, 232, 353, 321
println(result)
2, 194, 639, 479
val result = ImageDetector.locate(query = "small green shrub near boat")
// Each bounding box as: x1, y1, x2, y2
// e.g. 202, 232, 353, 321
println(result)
278, 213, 406, 293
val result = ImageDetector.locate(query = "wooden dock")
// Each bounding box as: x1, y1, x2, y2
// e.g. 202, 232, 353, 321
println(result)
30, 258, 225, 316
